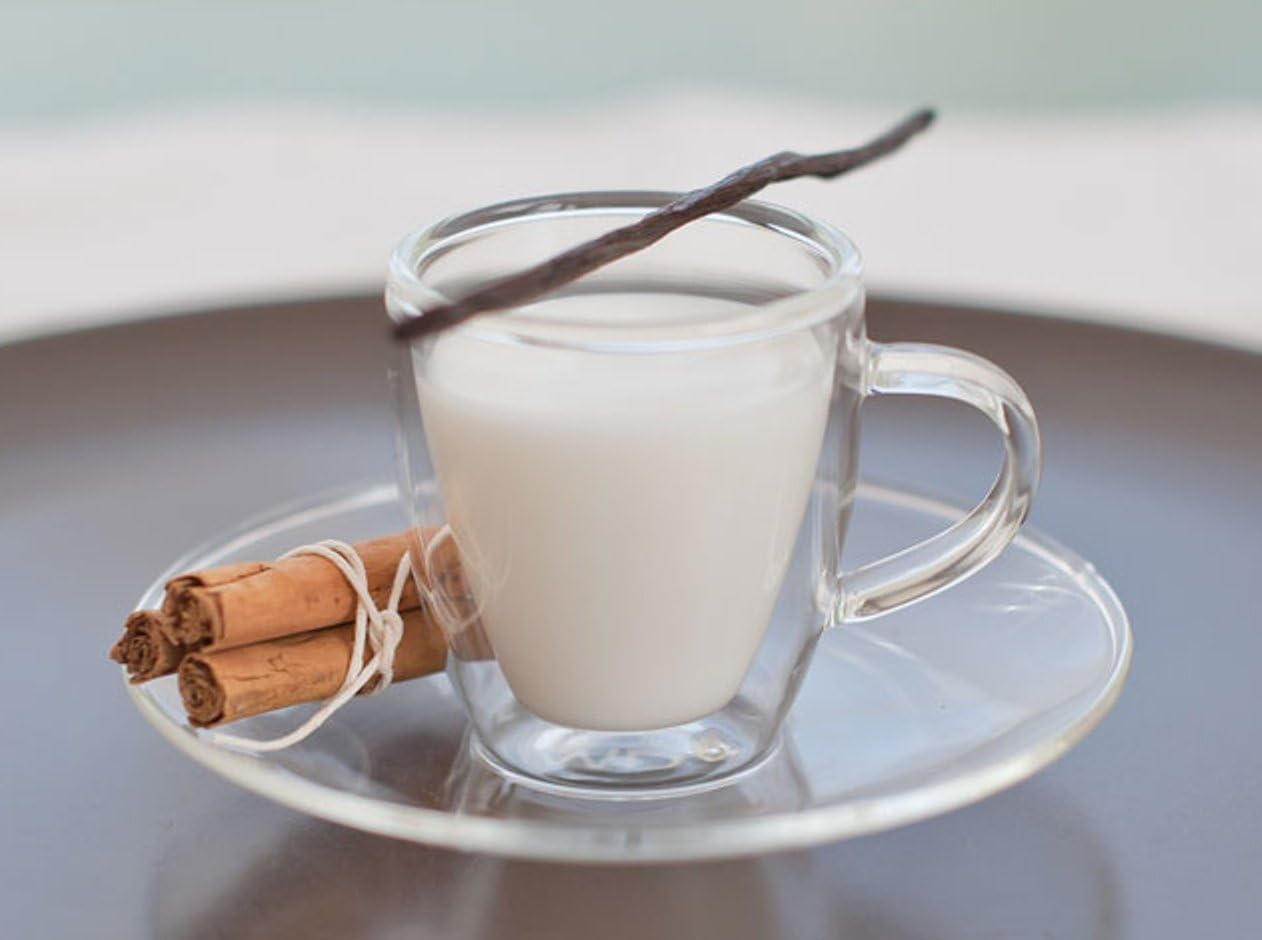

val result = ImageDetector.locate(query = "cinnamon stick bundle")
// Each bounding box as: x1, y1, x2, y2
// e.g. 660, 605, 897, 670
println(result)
113, 527, 491, 727
111, 531, 431, 684
179, 607, 448, 727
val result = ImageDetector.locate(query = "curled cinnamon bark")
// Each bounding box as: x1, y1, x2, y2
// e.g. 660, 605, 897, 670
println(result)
163, 533, 425, 650
110, 610, 184, 683
179, 607, 448, 727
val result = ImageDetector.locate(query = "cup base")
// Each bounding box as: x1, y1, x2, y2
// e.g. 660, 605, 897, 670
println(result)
469, 715, 781, 802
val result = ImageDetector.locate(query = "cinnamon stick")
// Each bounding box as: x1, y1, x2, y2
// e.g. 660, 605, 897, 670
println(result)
392, 109, 935, 341
163, 532, 428, 650
110, 609, 184, 683
178, 608, 448, 727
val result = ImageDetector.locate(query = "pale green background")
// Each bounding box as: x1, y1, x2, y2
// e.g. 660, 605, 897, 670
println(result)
2, 0, 1260, 122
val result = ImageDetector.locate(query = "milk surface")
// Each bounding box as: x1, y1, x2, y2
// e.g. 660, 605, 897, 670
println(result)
418, 294, 834, 730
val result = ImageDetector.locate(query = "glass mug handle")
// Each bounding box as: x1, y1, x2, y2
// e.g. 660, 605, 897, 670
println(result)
841, 341, 1042, 621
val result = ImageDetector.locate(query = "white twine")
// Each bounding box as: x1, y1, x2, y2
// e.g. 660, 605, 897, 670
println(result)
208, 538, 419, 754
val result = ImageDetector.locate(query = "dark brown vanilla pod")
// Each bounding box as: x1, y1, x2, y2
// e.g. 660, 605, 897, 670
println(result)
392, 109, 935, 342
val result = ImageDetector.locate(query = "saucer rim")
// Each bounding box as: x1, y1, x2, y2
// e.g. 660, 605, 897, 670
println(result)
125, 479, 1132, 863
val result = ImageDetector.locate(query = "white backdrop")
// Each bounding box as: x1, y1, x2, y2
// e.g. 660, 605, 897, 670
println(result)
4, 95, 1260, 349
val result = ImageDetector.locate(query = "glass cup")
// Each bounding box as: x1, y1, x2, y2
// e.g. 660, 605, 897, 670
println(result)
387, 192, 1040, 798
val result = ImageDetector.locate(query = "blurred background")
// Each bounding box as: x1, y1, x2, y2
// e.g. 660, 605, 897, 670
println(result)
6, 0, 1262, 117
3, 0, 1259, 349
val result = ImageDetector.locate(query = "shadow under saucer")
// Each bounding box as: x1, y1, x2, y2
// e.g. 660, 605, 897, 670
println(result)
149, 777, 1121, 940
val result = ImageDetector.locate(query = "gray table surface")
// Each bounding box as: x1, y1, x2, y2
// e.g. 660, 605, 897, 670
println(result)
2, 296, 1259, 939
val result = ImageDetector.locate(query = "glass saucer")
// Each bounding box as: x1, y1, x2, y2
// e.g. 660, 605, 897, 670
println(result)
126, 481, 1130, 863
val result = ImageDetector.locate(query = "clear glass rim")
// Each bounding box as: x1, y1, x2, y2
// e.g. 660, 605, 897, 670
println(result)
386, 190, 864, 353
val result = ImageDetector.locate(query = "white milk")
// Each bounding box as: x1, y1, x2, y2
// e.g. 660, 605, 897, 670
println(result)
417, 294, 834, 731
